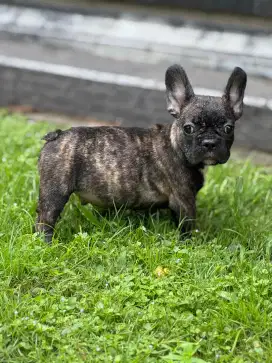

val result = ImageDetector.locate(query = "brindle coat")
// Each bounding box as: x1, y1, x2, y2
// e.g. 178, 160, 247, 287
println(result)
36, 65, 247, 242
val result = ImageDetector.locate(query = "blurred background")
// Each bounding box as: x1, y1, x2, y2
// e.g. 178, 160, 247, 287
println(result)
0, 0, 272, 161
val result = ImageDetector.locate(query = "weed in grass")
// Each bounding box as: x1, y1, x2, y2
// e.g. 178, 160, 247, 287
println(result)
0, 113, 271, 362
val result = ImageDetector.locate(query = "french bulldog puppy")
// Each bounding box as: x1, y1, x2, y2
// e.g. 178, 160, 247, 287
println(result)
36, 65, 247, 243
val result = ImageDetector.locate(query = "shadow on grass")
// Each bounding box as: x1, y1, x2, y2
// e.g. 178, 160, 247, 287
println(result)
55, 195, 176, 242
53, 191, 240, 245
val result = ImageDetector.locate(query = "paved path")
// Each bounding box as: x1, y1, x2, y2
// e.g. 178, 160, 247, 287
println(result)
1, 33, 272, 108
1, 4, 272, 80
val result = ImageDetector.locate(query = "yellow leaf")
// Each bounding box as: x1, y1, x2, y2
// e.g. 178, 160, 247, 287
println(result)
154, 266, 170, 278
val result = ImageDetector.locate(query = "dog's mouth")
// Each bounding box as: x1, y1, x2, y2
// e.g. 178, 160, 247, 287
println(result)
190, 151, 229, 166
203, 158, 218, 165
203, 152, 219, 165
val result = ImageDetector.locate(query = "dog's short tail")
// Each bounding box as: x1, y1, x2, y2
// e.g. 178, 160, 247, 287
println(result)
42, 129, 62, 142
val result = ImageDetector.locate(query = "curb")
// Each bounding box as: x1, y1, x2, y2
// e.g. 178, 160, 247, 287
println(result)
1, 56, 271, 110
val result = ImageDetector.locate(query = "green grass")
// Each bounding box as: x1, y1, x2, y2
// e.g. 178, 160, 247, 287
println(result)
0, 112, 272, 363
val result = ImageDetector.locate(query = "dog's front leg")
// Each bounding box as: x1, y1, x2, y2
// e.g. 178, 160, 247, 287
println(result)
169, 193, 196, 237
36, 185, 71, 244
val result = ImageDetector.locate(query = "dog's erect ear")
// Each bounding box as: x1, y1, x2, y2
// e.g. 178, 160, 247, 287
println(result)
223, 67, 247, 120
165, 64, 195, 118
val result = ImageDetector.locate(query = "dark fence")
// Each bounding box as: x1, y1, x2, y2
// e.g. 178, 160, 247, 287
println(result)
3, 0, 272, 17
116, 0, 272, 17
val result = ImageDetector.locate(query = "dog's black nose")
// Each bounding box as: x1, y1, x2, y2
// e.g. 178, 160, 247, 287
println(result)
202, 139, 217, 151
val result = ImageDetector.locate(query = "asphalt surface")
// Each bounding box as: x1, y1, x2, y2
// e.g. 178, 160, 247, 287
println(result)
1, 34, 272, 100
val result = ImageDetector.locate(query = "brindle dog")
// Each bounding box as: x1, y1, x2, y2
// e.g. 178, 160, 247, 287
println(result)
36, 64, 247, 242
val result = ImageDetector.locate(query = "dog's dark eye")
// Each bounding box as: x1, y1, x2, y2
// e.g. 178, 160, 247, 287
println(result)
183, 125, 195, 135
224, 125, 234, 134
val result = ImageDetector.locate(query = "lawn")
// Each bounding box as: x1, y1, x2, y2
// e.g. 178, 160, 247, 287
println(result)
0, 112, 272, 363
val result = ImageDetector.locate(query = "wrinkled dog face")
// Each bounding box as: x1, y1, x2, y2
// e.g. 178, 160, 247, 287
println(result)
165, 65, 247, 166
177, 99, 235, 166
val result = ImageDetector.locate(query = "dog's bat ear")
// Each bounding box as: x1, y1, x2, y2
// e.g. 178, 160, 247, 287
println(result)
165, 64, 195, 118
223, 67, 247, 120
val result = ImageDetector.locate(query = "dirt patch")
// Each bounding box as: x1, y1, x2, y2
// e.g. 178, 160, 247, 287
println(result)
7, 105, 121, 127
231, 148, 272, 168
